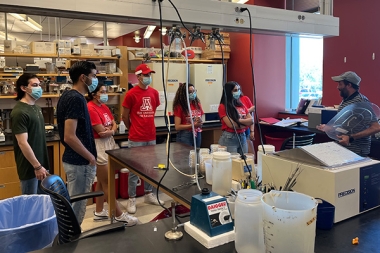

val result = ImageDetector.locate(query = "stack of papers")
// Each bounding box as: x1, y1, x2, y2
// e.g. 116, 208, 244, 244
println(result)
273, 118, 308, 127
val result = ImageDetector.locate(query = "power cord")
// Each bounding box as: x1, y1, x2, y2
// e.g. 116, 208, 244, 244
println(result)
239, 6, 265, 184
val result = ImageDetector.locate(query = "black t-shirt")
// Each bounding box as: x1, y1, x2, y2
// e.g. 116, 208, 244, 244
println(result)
57, 89, 96, 165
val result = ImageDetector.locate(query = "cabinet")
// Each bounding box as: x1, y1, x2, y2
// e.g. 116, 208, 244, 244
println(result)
0, 147, 21, 199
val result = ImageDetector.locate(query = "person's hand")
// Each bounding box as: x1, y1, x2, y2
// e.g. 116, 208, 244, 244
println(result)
316, 124, 326, 132
88, 155, 97, 166
194, 121, 203, 128
35, 167, 48, 180
249, 131, 255, 141
337, 134, 350, 146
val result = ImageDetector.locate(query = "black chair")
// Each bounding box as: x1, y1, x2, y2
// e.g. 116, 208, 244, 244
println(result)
280, 133, 316, 150
40, 174, 125, 245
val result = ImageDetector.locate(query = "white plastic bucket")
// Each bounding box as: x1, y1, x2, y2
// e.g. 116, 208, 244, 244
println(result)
261, 190, 318, 253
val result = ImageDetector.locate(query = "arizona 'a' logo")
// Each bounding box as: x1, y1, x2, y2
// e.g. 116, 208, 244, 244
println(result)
140, 97, 152, 111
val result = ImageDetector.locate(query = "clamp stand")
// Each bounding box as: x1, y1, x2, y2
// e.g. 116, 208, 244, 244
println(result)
165, 202, 183, 241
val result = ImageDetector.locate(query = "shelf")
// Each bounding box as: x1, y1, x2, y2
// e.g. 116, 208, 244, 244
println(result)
129, 57, 227, 63
0, 53, 118, 60
0, 72, 123, 77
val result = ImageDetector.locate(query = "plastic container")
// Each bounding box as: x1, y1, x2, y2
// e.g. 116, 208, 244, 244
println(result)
199, 154, 212, 176
210, 144, 220, 153
0, 195, 58, 253
264, 132, 293, 151
119, 168, 145, 199
119, 120, 126, 134
261, 191, 318, 253
235, 189, 264, 253
316, 198, 335, 230
212, 151, 232, 196
205, 160, 213, 185
256, 145, 275, 182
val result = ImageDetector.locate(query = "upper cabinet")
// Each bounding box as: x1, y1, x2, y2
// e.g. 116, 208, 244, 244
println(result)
0, 0, 338, 37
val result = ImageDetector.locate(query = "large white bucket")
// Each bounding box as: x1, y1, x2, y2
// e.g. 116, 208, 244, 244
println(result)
261, 191, 318, 253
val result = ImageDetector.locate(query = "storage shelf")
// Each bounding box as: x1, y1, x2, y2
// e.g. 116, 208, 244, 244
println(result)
0, 72, 122, 77
0, 53, 118, 60
0, 92, 123, 99
129, 57, 227, 63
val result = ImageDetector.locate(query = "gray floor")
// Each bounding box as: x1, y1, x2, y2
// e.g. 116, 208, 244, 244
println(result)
81, 192, 173, 231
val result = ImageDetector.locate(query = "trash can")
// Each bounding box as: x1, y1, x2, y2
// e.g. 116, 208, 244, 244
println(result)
119, 168, 145, 199
316, 198, 335, 230
264, 132, 294, 151
0, 195, 58, 253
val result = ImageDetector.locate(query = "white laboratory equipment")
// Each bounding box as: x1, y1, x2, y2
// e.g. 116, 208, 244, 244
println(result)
212, 151, 232, 196
262, 142, 380, 222
190, 64, 223, 123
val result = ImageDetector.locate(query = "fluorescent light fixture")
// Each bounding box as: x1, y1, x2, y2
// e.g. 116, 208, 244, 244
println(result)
9, 13, 27, 21
23, 17, 43, 31
144, 26, 156, 39
230, 0, 249, 3
133, 35, 141, 43
0, 32, 15, 40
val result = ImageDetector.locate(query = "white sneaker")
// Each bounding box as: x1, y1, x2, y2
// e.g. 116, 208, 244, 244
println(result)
144, 193, 164, 206
93, 209, 109, 221
115, 212, 138, 227
127, 198, 136, 214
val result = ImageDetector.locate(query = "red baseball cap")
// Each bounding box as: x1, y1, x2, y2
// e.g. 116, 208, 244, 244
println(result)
135, 64, 156, 75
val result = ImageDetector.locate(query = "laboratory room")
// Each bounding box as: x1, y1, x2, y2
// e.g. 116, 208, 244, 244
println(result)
0, 0, 379, 252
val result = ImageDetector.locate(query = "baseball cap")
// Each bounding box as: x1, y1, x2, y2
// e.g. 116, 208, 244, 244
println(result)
331, 71, 361, 86
135, 64, 156, 75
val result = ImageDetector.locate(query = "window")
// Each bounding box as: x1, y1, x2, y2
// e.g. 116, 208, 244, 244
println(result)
286, 36, 323, 109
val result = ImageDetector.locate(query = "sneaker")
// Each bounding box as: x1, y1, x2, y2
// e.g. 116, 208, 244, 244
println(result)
127, 198, 136, 214
93, 209, 109, 221
144, 193, 165, 206
115, 212, 138, 227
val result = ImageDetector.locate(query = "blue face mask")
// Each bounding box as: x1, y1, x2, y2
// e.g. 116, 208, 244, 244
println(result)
86, 76, 98, 93
142, 76, 152, 86
232, 90, 241, 100
28, 87, 42, 100
99, 94, 108, 103
189, 92, 197, 100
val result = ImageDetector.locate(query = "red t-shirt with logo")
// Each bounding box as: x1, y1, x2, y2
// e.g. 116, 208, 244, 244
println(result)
173, 103, 204, 133
88, 101, 114, 139
122, 86, 160, 142
218, 103, 248, 133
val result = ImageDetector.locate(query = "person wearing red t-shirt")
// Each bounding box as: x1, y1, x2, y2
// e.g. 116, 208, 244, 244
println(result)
218, 81, 253, 154
240, 92, 255, 154
121, 63, 164, 214
173, 83, 204, 147
88, 83, 138, 226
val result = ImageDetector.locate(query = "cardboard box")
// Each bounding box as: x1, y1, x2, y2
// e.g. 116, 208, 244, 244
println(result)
81, 49, 95, 56
54, 40, 65, 48
202, 49, 230, 59
112, 48, 121, 56
73, 38, 87, 46
4, 40, 16, 52
207, 37, 230, 45
207, 45, 231, 52
30, 42, 56, 54
72, 46, 81, 55
99, 49, 112, 57
64, 40, 71, 48
80, 43, 94, 50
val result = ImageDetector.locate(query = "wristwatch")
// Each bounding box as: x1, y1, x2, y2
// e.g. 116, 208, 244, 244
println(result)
348, 135, 354, 143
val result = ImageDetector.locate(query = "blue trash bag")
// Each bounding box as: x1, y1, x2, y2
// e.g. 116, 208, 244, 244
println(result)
0, 195, 58, 253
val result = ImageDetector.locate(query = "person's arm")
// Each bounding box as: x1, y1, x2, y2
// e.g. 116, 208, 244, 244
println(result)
174, 116, 201, 131
248, 105, 255, 113
222, 116, 246, 129
122, 107, 131, 130
239, 111, 254, 126
93, 124, 114, 138
339, 121, 380, 146
14, 133, 47, 180
64, 119, 96, 165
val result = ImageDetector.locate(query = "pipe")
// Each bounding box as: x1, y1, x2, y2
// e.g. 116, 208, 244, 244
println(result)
4, 13, 8, 40
103, 21, 108, 46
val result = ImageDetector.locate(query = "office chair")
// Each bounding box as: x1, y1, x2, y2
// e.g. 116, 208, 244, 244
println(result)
280, 133, 316, 150
41, 174, 125, 245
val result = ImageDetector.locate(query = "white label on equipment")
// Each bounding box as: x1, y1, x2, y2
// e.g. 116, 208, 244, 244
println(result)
207, 65, 213, 74
203, 195, 224, 203
207, 200, 232, 227
205, 79, 216, 84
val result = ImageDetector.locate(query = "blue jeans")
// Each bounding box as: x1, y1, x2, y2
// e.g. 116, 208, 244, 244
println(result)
218, 131, 248, 154
63, 162, 96, 225
176, 130, 202, 148
20, 177, 44, 195
127, 140, 156, 197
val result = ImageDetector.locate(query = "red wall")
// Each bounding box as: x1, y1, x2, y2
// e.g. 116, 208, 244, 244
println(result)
323, 0, 380, 107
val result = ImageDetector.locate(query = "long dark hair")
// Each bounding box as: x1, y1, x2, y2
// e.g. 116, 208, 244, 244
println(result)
173, 83, 201, 116
220, 81, 243, 127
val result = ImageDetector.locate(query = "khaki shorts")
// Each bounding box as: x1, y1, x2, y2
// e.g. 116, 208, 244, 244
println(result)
95, 137, 119, 165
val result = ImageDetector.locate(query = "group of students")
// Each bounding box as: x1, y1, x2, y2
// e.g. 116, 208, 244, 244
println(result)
10, 61, 255, 228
